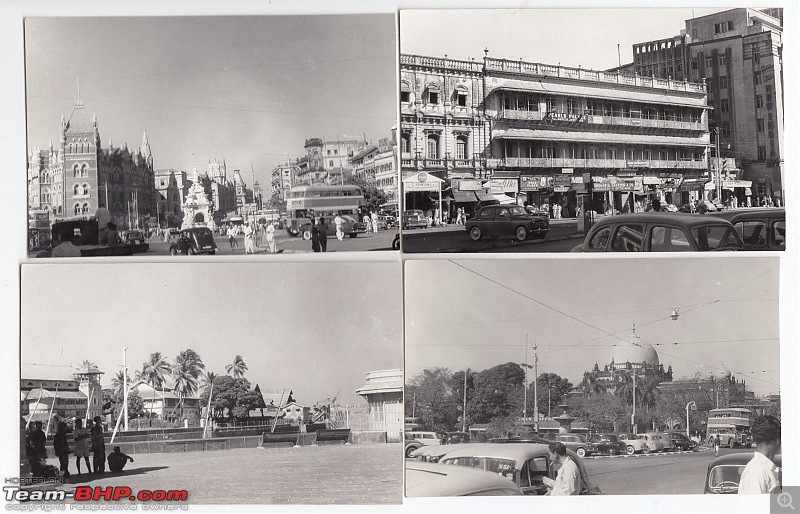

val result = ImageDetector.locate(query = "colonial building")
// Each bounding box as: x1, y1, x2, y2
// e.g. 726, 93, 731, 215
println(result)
356, 369, 403, 442
154, 168, 189, 225
28, 93, 156, 228
132, 381, 202, 424
632, 8, 784, 204
400, 52, 711, 220
20, 363, 104, 432
270, 162, 297, 199
295, 137, 364, 186
348, 127, 399, 205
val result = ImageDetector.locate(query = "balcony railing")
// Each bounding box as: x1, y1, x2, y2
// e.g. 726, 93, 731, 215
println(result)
496, 109, 705, 131
400, 157, 485, 170
400, 54, 483, 73
500, 157, 706, 169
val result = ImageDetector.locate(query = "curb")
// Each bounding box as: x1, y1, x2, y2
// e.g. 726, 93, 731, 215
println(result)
423, 233, 586, 254
586, 447, 711, 460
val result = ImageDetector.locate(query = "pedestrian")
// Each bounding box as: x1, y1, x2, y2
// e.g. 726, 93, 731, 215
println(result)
53, 421, 71, 478
318, 217, 328, 252
363, 213, 372, 233
27, 421, 48, 474
227, 225, 238, 250
456, 207, 463, 225
713, 434, 721, 456
651, 198, 662, 212
555, 203, 563, 219
51, 232, 82, 258
265, 222, 277, 254
334, 214, 344, 242
543, 442, 581, 495
91, 416, 106, 474
243, 222, 255, 254
72, 419, 92, 475
371, 211, 379, 233
107, 446, 135, 473
738, 415, 781, 494
310, 218, 321, 253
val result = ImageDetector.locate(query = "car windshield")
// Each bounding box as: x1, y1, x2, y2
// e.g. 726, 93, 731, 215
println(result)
692, 225, 742, 251
193, 230, 215, 245
708, 465, 744, 493
442, 457, 518, 481
507, 206, 527, 216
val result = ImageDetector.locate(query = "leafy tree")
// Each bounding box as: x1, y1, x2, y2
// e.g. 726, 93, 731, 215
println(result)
448, 370, 475, 429
405, 367, 460, 431
579, 371, 606, 397
532, 372, 574, 419
266, 193, 287, 212
109, 390, 145, 424
199, 375, 261, 422
568, 393, 629, 432
470, 363, 525, 423
345, 175, 388, 212
226, 355, 248, 378
136, 352, 172, 426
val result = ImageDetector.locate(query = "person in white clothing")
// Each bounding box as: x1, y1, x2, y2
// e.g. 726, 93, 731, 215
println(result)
334, 214, 344, 241
265, 222, 277, 253
542, 442, 581, 496
738, 415, 781, 494
242, 223, 255, 254
371, 211, 379, 233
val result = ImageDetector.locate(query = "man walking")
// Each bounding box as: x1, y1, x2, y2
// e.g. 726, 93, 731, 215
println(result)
53, 422, 71, 478
318, 218, 329, 252
265, 222, 277, 254
334, 214, 344, 242
738, 415, 781, 494
227, 225, 238, 250
91, 416, 106, 474
714, 434, 721, 456
310, 218, 321, 253
73, 419, 91, 475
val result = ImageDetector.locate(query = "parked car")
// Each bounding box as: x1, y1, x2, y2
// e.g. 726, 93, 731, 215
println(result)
553, 434, 594, 457
710, 208, 786, 251
119, 229, 149, 253
617, 433, 649, 455
403, 209, 428, 230
491, 431, 552, 445
638, 432, 666, 453
704, 453, 782, 494
663, 431, 693, 451
296, 215, 366, 240
405, 461, 523, 497
168, 227, 217, 255
438, 443, 602, 496
571, 213, 744, 252
405, 431, 447, 458
587, 434, 627, 455
465, 205, 550, 242
410, 443, 482, 463
446, 431, 470, 444
647, 432, 675, 452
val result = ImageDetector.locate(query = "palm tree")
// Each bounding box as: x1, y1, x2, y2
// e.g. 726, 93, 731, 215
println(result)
615, 371, 635, 405
201, 371, 217, 393
136, 352, 172, 426
171, 350, 205, 421
225, 355, 248, 378
580, 371, 606, 397
639, 377, 660, 413
111, 370, 128, 401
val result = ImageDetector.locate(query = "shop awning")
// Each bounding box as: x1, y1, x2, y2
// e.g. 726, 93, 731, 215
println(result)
493, 194, 516, 204
452, 190, 479, 203
476, 191, 496, 202
494, 128, 709, 147
490, 170, 522, 179
489, 77, 709, 108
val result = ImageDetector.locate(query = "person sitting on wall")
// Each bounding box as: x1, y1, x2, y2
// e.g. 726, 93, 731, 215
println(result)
107, 446, 134, 473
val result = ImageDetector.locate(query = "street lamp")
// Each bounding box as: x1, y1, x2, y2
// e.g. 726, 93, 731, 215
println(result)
670, 308, 679, 321
686, 401, 697, 439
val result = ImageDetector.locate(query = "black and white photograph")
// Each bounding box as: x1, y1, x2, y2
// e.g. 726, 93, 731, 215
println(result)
20, 262, 403, 504
25, 15, 399, 257
398, 8, 786, 254
404, 257, 781, 496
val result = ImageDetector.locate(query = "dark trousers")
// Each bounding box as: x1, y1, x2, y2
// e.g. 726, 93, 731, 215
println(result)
93, 450, 106, 473
57, 452, 70, 476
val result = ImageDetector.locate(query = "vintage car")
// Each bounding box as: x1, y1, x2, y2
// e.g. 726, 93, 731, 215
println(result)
587, 434, 627, 455
465, 205, 550, 242
119, 229, 150, 253
639, 432, 666, 453
617, 433, 651, 455
704, 453, 782, 494
410, 443, 483, 463
663, 431, 693, 451
572, 213, 744, 252
404, 430, 447, 458
438, 443, 602, 496
710, 208, 786, 251
169, 227, 217, 255
295, 215, 367, 240
446, 431, 470, 444
647, 432, 675, 452
403, 209, 428, 230
405, 461, 523, 497
553, 434, 594, 457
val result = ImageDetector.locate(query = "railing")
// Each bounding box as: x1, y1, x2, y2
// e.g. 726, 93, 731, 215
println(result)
400, 54, 483, 72
498, 108, 705, 131
399, 157, 485, 170
497, 109, 547, 121
482, 56, 706, 94
500, 157, 706, 169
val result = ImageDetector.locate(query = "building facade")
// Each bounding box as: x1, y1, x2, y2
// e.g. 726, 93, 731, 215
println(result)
154, 168, 189, 224
133, 382, 202, 424
294, 137, 363, 186
348, 129, 399, 205
28, 94, 156, 229
355, 369, 403, 442
400, 53, 710, 220
270, 162, 297, 198
632, 8, 784, 204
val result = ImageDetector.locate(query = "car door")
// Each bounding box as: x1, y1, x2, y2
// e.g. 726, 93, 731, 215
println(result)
474, 207, 495, 234
769, 219, 786, 250
495, 207, 512, 237
647, 225, 693, 252
519, 455, 551, 495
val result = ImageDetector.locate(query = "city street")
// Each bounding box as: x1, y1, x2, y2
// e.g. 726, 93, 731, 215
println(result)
45, 443, 402, 504
401, 219, 584, 253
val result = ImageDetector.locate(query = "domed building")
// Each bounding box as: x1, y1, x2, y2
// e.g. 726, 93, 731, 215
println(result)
588, 327, 673, 392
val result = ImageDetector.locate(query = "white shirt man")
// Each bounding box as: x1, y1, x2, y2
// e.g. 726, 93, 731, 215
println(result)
334, 214, 344, 241
738, 451, 781, 494
543, 444, 581, 496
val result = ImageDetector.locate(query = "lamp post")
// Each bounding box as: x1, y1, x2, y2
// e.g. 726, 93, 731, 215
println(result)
686, 401, 697, 439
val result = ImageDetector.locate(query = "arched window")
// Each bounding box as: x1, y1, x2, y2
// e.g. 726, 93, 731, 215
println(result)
455, 135, 468, 160
81, 164, 88, 178
74, 203, 82, 216
73, 164, 80, 178
74, 184, 82, 196
82, 203, 90, 214
426, 134, 439, 160
42, 188, 51, 203
82, 183, 90, 196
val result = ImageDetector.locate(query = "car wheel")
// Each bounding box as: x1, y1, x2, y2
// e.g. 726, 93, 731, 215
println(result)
643, 446, 650, 454
302, 230, 311, 240
169, 247, 178, 256
576, 447, 586, 458
188, 246, 197, 255
348, 233, 358, 238
608, 448, 616, 456
626, 445, 635, 455
469, 226, 482, 241
405, 444, 420, 459
515, 226, 528, 241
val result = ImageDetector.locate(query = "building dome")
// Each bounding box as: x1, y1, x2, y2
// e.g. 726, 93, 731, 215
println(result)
707, 366, 732, 380
611, 331, 659, 367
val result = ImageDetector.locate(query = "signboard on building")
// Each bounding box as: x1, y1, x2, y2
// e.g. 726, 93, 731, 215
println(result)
722, 180, 752, 189
484, 179, 518, 194
403, 171, 444, 192
626, 161, 650, 168
458, 179, 484, 191
520, 176, 548, 191
561, 168, 574, 174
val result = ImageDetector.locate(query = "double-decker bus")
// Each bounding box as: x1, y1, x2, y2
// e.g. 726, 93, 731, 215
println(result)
285, 184, 367, 239
706, 407, 752, 448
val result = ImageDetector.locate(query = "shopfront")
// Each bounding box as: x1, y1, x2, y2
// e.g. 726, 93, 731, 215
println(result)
401, 171, 444, 225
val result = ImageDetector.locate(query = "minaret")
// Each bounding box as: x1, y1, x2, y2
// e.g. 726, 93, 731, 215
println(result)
74, 363, 105, 422
140, 130, 153, 169
93, 113, 101, 150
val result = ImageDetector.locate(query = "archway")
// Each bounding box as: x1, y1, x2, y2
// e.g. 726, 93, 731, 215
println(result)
194, 212, 206, 224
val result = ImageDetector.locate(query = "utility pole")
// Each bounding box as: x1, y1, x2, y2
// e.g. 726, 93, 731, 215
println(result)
715, 128, 723, 204
123, 347, 129, 431
632, 369, 637, 433
523, 343, 528, 420
462, 368, 468, 433
533, 342, 539, 431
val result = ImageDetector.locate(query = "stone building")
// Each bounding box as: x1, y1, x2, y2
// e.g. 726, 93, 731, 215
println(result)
356, 369, 403, 442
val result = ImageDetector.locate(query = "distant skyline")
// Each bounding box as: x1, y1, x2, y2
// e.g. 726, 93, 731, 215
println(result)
401, 8, 727, 71
405, 257, 780, 396
21, 263, 402, 405
24, 15, 396, 190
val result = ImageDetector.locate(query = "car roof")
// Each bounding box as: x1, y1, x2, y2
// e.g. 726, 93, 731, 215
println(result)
710, 208, 785, 222
438, 442, 551, 464
592, 212, 732, 228
412, 443, 483, 459
405, 461, 522, 497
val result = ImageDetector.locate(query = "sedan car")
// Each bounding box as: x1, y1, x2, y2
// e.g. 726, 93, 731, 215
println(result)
639, 432, 666, 453
410, 443, 483, 463
571, 213, 743, 252
704, 453, 782, 494
465, 205, 550, 242
406, 461, 522, 497
587, 434, 627, 455
438, 443, 601, 496
405, 431, 447, 458
647, 432, 675, 452
294, 215, 367, 240
169, 227, 217, 255
663, 431, 693, 451
617, 433, 650, 455
710, 208, 786, 251
119, 229, 150, 253
403, 209, 428, 230
553, 434, 593, 457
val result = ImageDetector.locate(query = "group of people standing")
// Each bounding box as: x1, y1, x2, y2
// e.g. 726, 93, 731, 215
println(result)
26, 416, 134, 480
225, 222, 278, 254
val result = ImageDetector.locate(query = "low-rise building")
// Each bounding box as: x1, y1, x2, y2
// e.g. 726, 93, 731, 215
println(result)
356, 369, 403, 442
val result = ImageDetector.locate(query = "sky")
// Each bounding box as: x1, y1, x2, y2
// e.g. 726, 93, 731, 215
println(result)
20, 262, 402, 405
405, 256, 781, 396
24, 15, 396, 190
401, 8, 726, 71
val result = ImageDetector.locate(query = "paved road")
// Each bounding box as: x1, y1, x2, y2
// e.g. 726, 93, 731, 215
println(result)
584, 448, 749, 495
45, 443, 402, 505
401, 219, 584, 253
